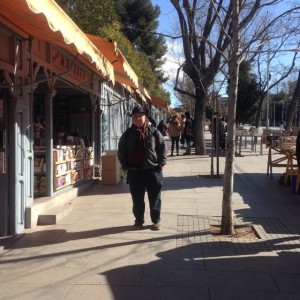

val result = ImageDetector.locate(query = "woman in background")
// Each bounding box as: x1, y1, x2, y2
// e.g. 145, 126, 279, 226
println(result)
168, 116, 181, 156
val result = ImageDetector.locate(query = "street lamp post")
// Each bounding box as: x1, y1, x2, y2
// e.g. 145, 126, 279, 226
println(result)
273, 101, 276, 127
266, 50, 270, 129
256, 47, 300, 129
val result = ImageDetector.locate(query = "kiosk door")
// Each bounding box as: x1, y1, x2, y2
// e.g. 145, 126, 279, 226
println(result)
0, 97, 8, 236
15, 106, 30, 234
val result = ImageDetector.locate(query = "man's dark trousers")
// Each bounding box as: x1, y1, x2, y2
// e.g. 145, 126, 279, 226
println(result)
127, 166, 163, 225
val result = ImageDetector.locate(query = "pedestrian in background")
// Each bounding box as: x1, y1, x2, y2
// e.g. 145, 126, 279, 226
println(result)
117, 106, 167, 230
280, 119, 285, 131
183, 111, 193, 155
157, 120, 168, 136
296, 129, 300, 170
180, 114, 186, 149
168, 115, 181, 156
219, 116, 227, 150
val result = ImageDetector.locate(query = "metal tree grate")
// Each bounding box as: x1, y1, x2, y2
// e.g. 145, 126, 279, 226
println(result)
177, 215, 300, 253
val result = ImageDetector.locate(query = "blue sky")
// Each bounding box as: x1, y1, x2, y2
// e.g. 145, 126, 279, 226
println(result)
151, 1, 180, 107
151, 0, 176, 33
151, 1, 300, 107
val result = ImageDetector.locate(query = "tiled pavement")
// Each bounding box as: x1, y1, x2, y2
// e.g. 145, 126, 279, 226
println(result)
177, 215, 300, 253
1, 131, 300, 299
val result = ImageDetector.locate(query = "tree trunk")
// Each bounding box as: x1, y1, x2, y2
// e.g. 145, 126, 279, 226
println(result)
255, 96, 263, 128
254, 92, 267, 128
221, 0, 240, 235
194, 87, 206, 155
286, 70, 300, 130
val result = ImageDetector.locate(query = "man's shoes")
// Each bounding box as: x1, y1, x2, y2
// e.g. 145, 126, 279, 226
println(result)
152, 223, 161, 230
133, 222, 143, 230
183, 152, 191, 155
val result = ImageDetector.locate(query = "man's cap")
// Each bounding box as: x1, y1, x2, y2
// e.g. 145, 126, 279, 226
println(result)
130, 106, 147, 116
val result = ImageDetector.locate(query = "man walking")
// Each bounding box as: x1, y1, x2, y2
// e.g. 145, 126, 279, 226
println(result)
118, 106, 167, 230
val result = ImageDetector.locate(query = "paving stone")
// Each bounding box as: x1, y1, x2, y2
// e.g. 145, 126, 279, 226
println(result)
1, 132, 300, 300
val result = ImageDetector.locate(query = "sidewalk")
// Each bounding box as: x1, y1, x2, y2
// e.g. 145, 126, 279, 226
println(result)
1, 133, 300, 300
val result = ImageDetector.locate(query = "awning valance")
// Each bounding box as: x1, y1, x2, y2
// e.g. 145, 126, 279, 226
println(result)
0, 0, 114, 82
169, 108, 179, 116
150, 95, 168, 111
86, 34, 139, 89
139, 86, 151, 100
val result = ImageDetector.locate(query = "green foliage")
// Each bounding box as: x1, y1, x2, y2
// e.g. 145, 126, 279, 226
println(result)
271, 91, 288, 104
57, 0, 117, 34
101, 26, 168, 102
236, 61, 260, 124
112, 0, 168, 81
271, 91, 289, 122
56, 0, 170, 103
205, 105, 214, 121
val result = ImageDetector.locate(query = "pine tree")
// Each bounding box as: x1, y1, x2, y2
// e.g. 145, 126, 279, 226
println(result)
236, 61, 260, 124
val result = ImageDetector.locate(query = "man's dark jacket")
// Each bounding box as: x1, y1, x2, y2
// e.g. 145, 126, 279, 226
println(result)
118, 125, 167, 171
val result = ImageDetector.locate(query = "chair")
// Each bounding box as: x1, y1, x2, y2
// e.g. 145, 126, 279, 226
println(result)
261, 129, 272, 145
295, 171, 300, 194
260, 129, 273, 155
282, 129, 292, 136
292, 127, 300, 136
249, 128, 258, 152
283, 150, 298, 188
272, 130, 282, 136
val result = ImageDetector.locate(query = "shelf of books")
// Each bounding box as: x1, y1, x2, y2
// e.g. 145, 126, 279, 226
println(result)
53, 146, 94, 191
34, 148, 47, 197
83, 148, 94, 178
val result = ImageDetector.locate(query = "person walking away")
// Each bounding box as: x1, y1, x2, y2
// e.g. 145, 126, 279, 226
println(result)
280, 119, 285, 131
180, 114, 186, 149
157, 120, 168, 136
144, 106, 156, 128
117, 106, 167, 230
211, 116, 217, 149
219, 117, 227, 150
168, 115, 181, 156
183, 111, 193, 155
296, 129, 300, 170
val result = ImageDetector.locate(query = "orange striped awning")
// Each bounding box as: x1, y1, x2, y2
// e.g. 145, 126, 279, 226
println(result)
0, 0, 114, 81
150, 95, 168, 111
86, 34, 139, 89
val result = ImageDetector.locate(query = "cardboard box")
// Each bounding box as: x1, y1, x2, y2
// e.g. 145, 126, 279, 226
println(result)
102, 155, 121, 171
106, 150, 118, 156
102, 169, 121, 185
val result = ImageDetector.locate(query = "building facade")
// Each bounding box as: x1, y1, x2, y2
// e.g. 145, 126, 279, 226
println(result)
0, 0, 170, 237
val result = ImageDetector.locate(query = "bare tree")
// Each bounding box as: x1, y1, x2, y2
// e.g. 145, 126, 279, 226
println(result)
286, 70, 300, 129
170, 0, 300, 234
249, 35, 300, 128
221, 0, 240, 234
170, 0, 300, 155
174, 71, 195, 113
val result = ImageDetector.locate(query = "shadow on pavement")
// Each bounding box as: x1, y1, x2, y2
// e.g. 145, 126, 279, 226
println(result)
101, 244, 300, 299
